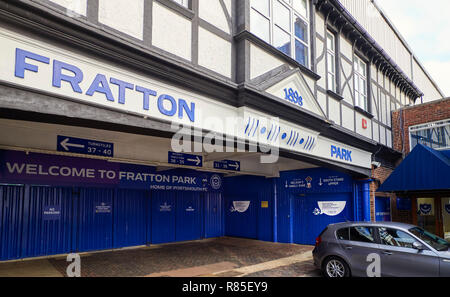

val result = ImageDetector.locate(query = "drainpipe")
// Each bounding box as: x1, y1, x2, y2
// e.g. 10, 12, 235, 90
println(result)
272, 178, 278, 243
360, 180, 373, 222
353, 182, 360, 221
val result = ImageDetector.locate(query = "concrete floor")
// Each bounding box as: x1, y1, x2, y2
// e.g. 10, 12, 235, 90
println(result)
0, 237, 319, 277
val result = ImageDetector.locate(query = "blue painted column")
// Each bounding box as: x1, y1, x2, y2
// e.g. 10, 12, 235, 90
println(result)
352, 182, 360, 221
360, 180, 372, 222
272, 179, 278, 243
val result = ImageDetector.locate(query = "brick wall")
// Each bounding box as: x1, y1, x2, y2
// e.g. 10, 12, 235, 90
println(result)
392, 98, 450, 154
373, 98, 450, 223
370, 165, 395, 221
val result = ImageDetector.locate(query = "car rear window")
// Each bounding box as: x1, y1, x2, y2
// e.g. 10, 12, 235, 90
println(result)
336, 228, 349, 240
349, 226, 376, 243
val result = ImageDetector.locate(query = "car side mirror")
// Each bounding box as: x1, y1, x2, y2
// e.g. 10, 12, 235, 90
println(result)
412, 241, 425, 251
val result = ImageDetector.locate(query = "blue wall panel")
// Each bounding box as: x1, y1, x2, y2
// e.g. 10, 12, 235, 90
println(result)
0, 185, 24, 261
22, 186, 73, 258
151, 191, 176, 244
76, 188, 114, 252
292, 193, 353, 245
113, 189, 148, 248
204, 192, 223, 238
176, 192, 202, 242
224, 176, 273, 241
277, 168, 356, 244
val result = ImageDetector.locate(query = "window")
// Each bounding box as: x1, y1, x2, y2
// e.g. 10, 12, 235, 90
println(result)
326, 30, 337, 92
378, 227, 416, 249
409, 119, 450, 151
409, 227, 449, 251
354, 55, 368, 111
349, 226, 375, 243
250, 0, 310, 67
172, 0, 189, 8
336, 228, 349, 240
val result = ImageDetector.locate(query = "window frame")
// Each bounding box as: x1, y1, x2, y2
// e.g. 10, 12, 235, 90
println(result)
250, 0, 311, 68
354, 54, 369, 111
326, 29, 337, 93
172, 0, 190, 9
409, 119, 450, 151
349, 226, 377, 244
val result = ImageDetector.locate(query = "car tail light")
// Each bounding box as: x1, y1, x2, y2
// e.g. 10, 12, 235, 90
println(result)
315, 236, 322, 247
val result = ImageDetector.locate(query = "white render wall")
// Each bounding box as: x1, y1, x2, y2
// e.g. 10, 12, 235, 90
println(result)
98, 0, 144, 40
199, 0, 231, 34
152, 2, 192, 61
49, 0, 87, 16
198, 27, 232, 78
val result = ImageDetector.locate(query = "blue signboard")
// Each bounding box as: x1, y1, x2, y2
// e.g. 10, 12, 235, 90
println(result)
0, 149, 222, 191
168, 152, 203, 167
213, 160, 240, 171
280, 168, 352, 193
43, 205, 61, 220
57, 135, 114, 157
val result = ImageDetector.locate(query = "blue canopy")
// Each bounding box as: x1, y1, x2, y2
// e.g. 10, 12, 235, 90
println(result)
377, 144, 450, 193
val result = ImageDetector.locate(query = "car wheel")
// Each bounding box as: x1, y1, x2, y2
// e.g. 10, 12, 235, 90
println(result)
323, 257, 350, 278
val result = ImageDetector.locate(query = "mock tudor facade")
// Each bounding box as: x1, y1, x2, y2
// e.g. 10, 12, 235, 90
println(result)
0, 0, 445, 260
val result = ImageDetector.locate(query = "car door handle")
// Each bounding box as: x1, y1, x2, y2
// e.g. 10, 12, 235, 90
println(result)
382, 251, 393, 256
345, 246, 353, 250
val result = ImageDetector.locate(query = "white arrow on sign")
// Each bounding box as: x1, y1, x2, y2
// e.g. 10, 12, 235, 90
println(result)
229, 162, 240, 170
187, 156, 202, 166
60, 138, 85, 151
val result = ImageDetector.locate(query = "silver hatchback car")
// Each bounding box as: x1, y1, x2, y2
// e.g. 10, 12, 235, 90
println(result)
313, 221, 450, 277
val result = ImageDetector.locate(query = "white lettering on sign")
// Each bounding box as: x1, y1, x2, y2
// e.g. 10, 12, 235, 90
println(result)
6, 162, 96, 178
313, 201, 346, 216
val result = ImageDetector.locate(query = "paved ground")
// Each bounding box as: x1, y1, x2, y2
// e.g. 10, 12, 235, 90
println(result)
0, 237, 320, 277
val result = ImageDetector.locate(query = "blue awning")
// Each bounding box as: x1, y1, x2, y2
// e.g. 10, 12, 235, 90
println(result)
377, 144, 450, 193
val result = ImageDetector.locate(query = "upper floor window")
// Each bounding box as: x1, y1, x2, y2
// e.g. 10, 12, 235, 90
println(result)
409, 119, 450, 151
250, 0, 310, 68
354, 55, 368, 111
326, 30, 337, 92
172, 0, 189, 8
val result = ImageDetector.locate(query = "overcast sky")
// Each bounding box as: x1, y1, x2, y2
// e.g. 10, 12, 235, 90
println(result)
376, 0, 449, 99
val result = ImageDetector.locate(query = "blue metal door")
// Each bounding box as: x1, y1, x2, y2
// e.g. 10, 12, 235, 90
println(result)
76, 188, 114, 252
176, 192, 202, 242
0, 185, 24, 261
204, 192, 223, 238
22, 186, 73, 258
151, 191, 176, 244
293, 193, 353, 245
225, 195, 257, 239
114, 189, 148, 248
375, 197, 391, 222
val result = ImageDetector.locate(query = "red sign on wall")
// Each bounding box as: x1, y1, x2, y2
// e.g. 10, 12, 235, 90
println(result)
362, 119, 368, 130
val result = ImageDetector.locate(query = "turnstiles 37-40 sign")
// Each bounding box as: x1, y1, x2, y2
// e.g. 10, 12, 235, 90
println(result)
0, 149, 222, 191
